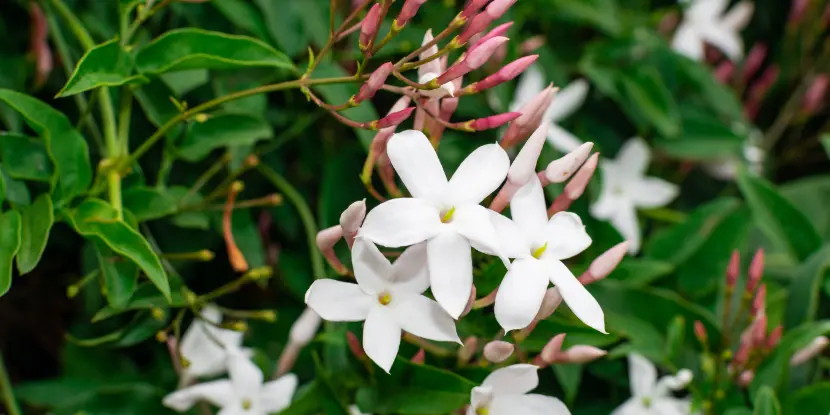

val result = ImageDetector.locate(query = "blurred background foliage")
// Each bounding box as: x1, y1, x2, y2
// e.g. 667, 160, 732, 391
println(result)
0, 0, 829, 414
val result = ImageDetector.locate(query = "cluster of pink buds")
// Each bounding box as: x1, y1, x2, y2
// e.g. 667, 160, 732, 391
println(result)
533, 333, 607, 367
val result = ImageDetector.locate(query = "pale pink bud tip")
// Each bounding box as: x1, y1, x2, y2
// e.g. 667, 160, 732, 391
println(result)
535, 287, 563, 320
469, 22, 514, 52
469, 112, 520, 131
347, 331, 366, 359
738, 370, 755, 387
766, 325, 783, 349
360, 4, 382, 49
502, 85, 557, 148
411, 349, 426, 364
437, 37, 509, 85
747, 248, 764, 293
340, 200, 367, 234
289, 308, 322, 346
374, 107, 415, 129
726, 250, 740, 288
486, 0, 517, 18
508, 124, 547, 186
694, 321, 708, 343
355, 63, 393, 103
483, 341, 515, 363
585, 240, 628, 282
545, 142, 594, 184
473, 55, 538, 92
790, 336, 830, 366
564, 153, 599, 200
462, 0, 489, 18
751, 284, 767, 316
316, 226, 344, 250
395, 0, 427, 28
802, 75, 829, 116
540, 333, 566, 364
561, 345, 608, 364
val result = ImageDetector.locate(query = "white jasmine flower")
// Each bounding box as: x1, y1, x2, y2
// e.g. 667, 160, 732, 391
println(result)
468, 364, 571, 415
612, 353, 696, 415
163, 347, 297, 415
179, 304, 252, 384
492, 177, 605, 333
590, 138, 679, 254
418, 29, 455, 98
304, 238, 460, 373
511, 65, 589, 153
349, 405, 371, 415
672, 0, 754, 61
358, 130, 510, 318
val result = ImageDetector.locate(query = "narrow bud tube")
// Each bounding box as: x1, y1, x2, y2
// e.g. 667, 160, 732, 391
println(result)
746, 248, 764, 294
766, 325, 783, 349
436, 36, 509, 85
373, 107, 415, 129
483, 340, 515, 363
461, 0, 489, 18
340, 199, 367, 248
395, 0, 427, 28
501, 85, 556, 148
751, 284, 767, 317
535, 287, 563, 320
468, 22, 514, 52
289, 308, 322, 347
564, 153, 599, 200
354, 62, 393, 103
790, 336, 830, 366
540, 333, 566, 364
560, 345, 608, 364
457, 336, 479, 365
347, 331, 366, 359
726, 250, 740, 289
583, 240, 629, 283
544, 142, 594, 184
359, 3, 382, 50
694, 321, 708, 345
467, 111, 521, 131
469, 55, 538, 92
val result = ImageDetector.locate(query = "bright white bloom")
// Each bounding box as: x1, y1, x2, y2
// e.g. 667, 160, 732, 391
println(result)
590, 138, 679, 254
179, 304, 252, 384
418, 29, 455, 98
468, 364, 571, 415
492, 177, 605, 333
304, 238, 460, 373
511, 65, 589, 153
163, 347, 297, 415
359, 130, 510, 318
672, 0, 754, 61
612, 353, 696, 415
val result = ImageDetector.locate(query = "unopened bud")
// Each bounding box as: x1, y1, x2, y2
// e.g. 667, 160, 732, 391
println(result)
317, 226, 344, 250
354, 63, 393, 104
468, 22, 514, 53
751, 313, 768, 347
395, 0, 426, 28
372, 107, 415, 130
560, 345, 607, 364
483, 340, 514, 363
289, 308, 322, 347
543, 142, 594, 184
788, 0, 809, 26
507, 125, 547, 186
437, 37, 509, 85
746, 248, 764, 294
714, 60, 735, 84
790, 336, 830, 366
535, 287, 563, 320
583, 241, 629, 283
347, 331, 366, 359
766, 325, 783, 349
458, 336, 479, 364
461, 285, 477, 318
502, 85, 556, 148
694, 321, 708, 344
411, 348, 426, 364
465, 112, 520, 132
751, 284, 766, 316
340, 200, 367, 248
539, 333, 566, 364
801, 74, 828, 116
741, 43, 768, 82
564, 153, 599, 200
469, 55, 537, 93
461, 0, 488, 18
359, 3, 382, 50
738, 370, 755, 387
726, 250, 740, 289
521, 36, 546, 54
151, 308, 166, 320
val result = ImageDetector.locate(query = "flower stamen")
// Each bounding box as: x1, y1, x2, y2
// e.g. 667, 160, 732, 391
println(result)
241, 398, 253, 410
440, 206, 456, 223
378, 292, 392, 306
475, 407, 489, 415
531, 242, 548, 259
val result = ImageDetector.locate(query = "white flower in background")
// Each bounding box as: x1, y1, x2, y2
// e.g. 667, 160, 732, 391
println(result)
359, 130, 510, 319
468, 364, 571, 415
179, 304, 252, 384
163, 347, 297, 415
492, 177, 605, 333
418, 29, 455, 98
672, 0, 754, 61
349, 405, 371, 415
612, 353, 695, 415
510, 65, 589, 153
590, 138, 679, 254
304, 238, 460, 373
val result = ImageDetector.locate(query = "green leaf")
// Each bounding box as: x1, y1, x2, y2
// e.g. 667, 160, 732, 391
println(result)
212, 0, 272, 42
737, 169, 822, 261
0, 132, 54, 181
753, 386, 781, 415
780, 176, 830, 240
674, 55, 745, 122
160, 69, 209, 96
665, 315, 685, 362
724, 409, 753, 415
0, 90, 92, 203
788, 382, 830, 413
122, 186, 177, 222
0, 210, 22, 297
93, 241, 139, 310
65, 199, 170, 300
16, 194, 53, 274
821, 134, 830, 160
785, 244, 830, 328
751, 320, 830, 396
618, 66, 681, 138
135, 28, 296, 75
178, 113, 273, 161
57, 39, 147, 97
656, 109, 745, 159
549, 0, 621, 35
604, 258, 675, 286
0, 165, 32, 206
552, 364, 583, 405
93, 283, 188, 321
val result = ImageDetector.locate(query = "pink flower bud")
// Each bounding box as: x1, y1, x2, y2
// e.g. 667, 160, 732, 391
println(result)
745, 65, 779, 119
460, 285, 477, 318
501, 85, 556, 148
456, 12, 493, 46
583, 240, 629, 283
746, 248, 764, 294
360, 3, 382, 50
714, 61, 735, 84
373, 107, 415, 129
789, 0, 809, 26
560, 345, 608, 364
395, 0, 427, 28
751, 284, 766, 317
411, 348, 426, 364
790, 336, 830, 366
507, 124, 547, 186
289, 308, 322, 346
458, 336, 479, 364
467, 111, 520, 131
564, 153, 599, 200
741, 43, 768, 83
726, 250, 740, 289
486, 0, 517, 19
340, 199, 367, 248
752, 313, 768, 345
317, 226, 343, 250
733, 342, 751, 368
483, 340, 515, 363
766, 325, 783, 349
543, 142, 594, 184
347, 331, 366, 359
801, 74, 829, 116
694, 321, 708, 344
738, 370, 755, 387
437, 36, 509, 84
469, 22, 514, 52
29, 3, 52, 89
471, 55, 538, 92
354, 62, 393, 103
535, 287, 563, 320
461, 0, 489, 18
540, 333, 566, 364
520, 36, 546, 54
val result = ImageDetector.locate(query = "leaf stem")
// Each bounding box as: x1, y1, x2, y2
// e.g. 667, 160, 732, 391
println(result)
0, 350, 21, 415
99, 88, 123, 219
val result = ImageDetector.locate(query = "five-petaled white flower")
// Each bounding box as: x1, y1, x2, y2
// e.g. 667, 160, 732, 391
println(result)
179, 304, 252, 384
492, 177, 605, 333
511, 64, 589, 153
612, 353, 696, 415
358, 130, 510, 319
672, 0, 754, 61
163, 347, 297, 415
468, 364, 571, 415
304, 238, 460, 373
590, 138, 679, 254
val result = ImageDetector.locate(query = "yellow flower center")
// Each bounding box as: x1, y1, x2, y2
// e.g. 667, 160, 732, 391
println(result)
378, 292, 392, 306
440, 207, 456, 223
531, 242, 548, 259
242, 398, 253, 410
641, 397, 652, 408
475, 407, 489, 415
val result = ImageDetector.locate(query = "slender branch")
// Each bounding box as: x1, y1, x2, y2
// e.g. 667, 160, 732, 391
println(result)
0, 350, 21, 415
307, 0, 373, 76
400, 45, 454, 72
394, 18, 462, 69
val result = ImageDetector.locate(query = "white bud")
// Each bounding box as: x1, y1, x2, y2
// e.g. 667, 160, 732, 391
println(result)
560, 345, 607, 364
483, 340, 515, 363
340, 200, 367, 235
790, 336, 830, 366
544, 142, 594, 183
289, 308, 322, 347
507, 124, 548, 185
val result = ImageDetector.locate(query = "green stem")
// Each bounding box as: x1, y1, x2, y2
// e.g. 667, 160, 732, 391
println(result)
99, 88, 123, 219
256, 165, 326, 280
117, 89, 133, 154
0, 350, 22, 415
47, 0, 94, 48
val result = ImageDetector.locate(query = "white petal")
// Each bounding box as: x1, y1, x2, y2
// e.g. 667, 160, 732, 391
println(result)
446, 143, 509, 205
653, 398, 693, 415
387, 130, 448, 201
419, 29, 440, 78
721, 2, 754, 31
700, 25, 744, 60
610, 399, 642, 415
427, 232, 473, 319
546, 123, 584, 153
546, 259, 606, 333
470, 386, 494, 414
260, 374, 298, 413
544, 212, 592, 260
491, 394, 571, 415
216, 407, 245, 415
628, 353, 658, 397
162, 380, 235, 412
615, 137, 651, 180
352, 237, 393, 294
179, 322, 222, 379
227, 347, 264, 397
510, 177, 548, 245
629, 177, 679, 208
363, 307, 402, 373
389, 242, 431, 294
419, 72, 455, 99
392, 294, 460, 343
689, 0, 728, 20
482, 364, 539, 395
359, 198, 442, 247
200, 304, 223, 324
610, 205, 641, 254
305, 279, 373, 322
546, 79, 589, 122
671, 23, 704, 61
510, 64, 545, 111
453, 204, 508, 263
476, 210, 529, 258
589, 165, 626, 220
495, 258, 550, 332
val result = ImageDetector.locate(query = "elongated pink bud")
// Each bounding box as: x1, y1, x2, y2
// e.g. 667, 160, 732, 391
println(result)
436, 37, 509, 85
694, 321, 708, 344
395, 0, 427, 28
714, 61, 735, 84
766, 325, 783, 349
458, 336, 479, 364
801, 74, 828, 116
347, 331, 366, 359
746, 65, 779, 119
466, 112, 520, 131
483, 340, 515, 363
560, 345, 607, 364
372, 107, 415, 129
501, 85, 556, 148
564, 153, 599, 200
289, 308, 322, 346
535, 287, 563, 320
789, 0, 809, 26
746, 248, 764, 294
486, 0, 517, 18
469, 55, 538, 92
317, 226, 347, 274
354, 63, 393, 104
726, 250, 740, 289
460, 285, 477, 318
741, 43, 768, 82
543, 142, 594, 185
751, 284, 767, 316
456, 13, 492, 46
738, 370, 755, 387
507, 124, 547, 186
461, 0, 489, 18
521, 36, 545, 54
583, 241, 629, 284
360, 3, 382, 50
539, 333, 566, 364
790, 336, 830, 366
469, 22, 514, 52
751, 313, 768, 346
340, 200, 367, 248
411, 348, 426, 364
29, 3, 52, 89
